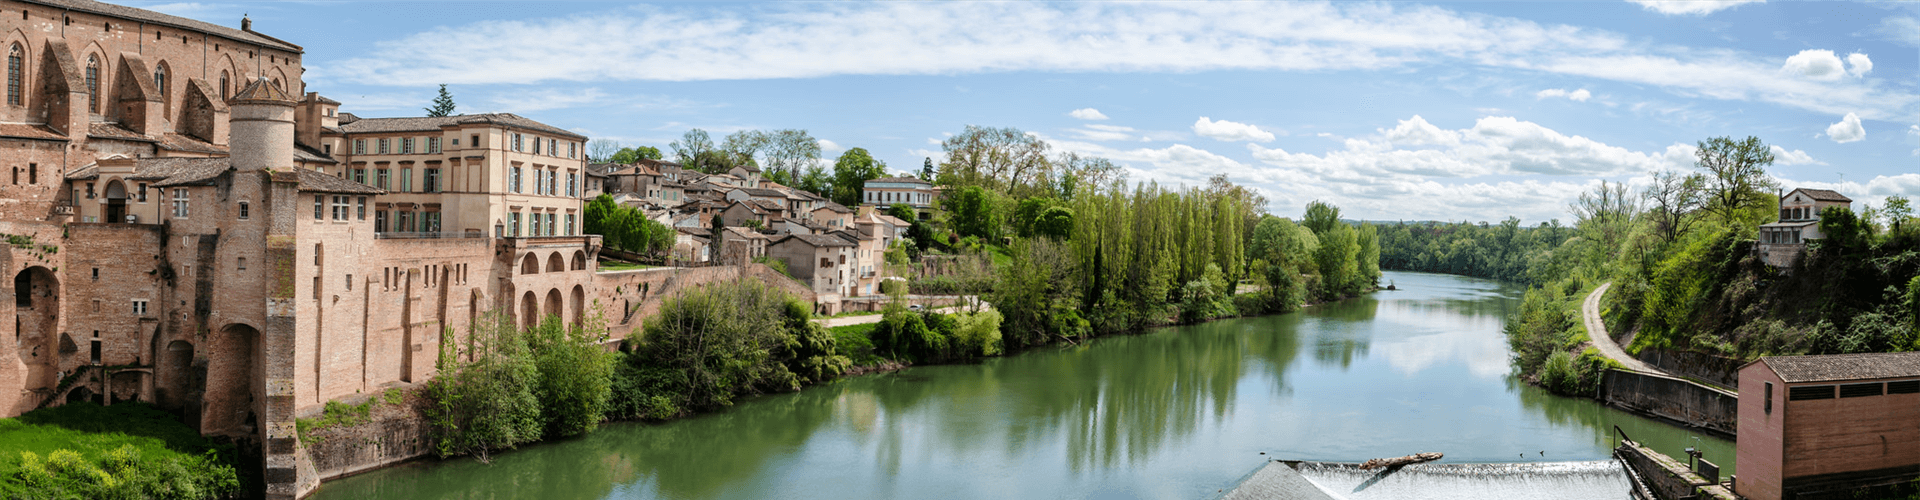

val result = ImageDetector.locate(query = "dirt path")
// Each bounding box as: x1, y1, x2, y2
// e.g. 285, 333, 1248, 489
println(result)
1582, 282, 1660, 374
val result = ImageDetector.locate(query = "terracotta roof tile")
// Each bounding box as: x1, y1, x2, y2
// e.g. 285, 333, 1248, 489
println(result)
1761, 352, 1920, 383
290, 168, 383, 194
0, 123, 65, 141
89, 123, 152, 142
1791, 188, 1852, 203
336, 112, 584, 140
19, 0, 302, 52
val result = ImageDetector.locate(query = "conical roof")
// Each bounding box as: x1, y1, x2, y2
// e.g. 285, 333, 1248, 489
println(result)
229, 77, 295, 105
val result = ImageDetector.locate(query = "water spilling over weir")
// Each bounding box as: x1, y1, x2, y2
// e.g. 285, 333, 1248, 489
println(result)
1224, 460, 1631, 500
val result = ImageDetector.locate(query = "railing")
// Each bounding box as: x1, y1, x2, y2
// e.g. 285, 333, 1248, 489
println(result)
51, 204, 74, 215
376, 231, 487, 240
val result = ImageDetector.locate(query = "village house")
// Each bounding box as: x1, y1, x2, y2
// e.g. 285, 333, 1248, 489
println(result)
862, 175, 936, 219
1736, 352, 1920, 500
1757, 188, 1851, 268
767, 233, 854, 311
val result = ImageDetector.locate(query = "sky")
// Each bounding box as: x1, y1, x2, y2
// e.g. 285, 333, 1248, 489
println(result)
134, 0, 1920, 223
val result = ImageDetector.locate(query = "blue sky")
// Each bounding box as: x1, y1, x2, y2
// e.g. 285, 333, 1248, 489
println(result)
138, 0, 1918, 222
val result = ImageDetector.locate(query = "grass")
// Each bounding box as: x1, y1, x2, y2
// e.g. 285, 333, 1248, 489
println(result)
987, 244, 1013, 268
830, 323, 884, 365
0, 402, 240, 499
295, 388, 409, 445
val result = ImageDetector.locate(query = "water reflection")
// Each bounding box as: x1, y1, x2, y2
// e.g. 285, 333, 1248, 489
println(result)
312, 272, 1733, 500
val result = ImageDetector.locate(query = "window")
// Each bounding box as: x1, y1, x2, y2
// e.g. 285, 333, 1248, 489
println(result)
1788, 385, 1835, 401
85, 55, 98, 112
398, 211, 412, 232
377, 138, 390, 154
568, 142, 576, 159
548, 138, 557, 156
6, 44, 20, 106
565, 214, 575, 235
376, 168, 390, 189
352, 168, 366, 184
238, 201, 249, 219
237, 257, 246, 271
548, 213, 558, 236
153, 64, 167, 102
428, 137, 441, 154
357, 197, 367, 220
423, 212, 441, 232
1764, 382, 1773, 415
533, 137, 542, 155
313, 195, 324, 219
400, 168, 412, 192
86, 182, 94, 198
219, 70, 229, 100
172, 189, 189, 218
355, 139, 366, 154
424, 168, 440, 192
132, 299, 147, 315
567, 172, 577, 197
531, 212, 542, 235
28, 163, 34, 184
513, 133, 523, 152
508, 212, 521, 237
346, 275, 353, 291
331, 195, 350, 220
511, 167, 522, 193
375, 210, 387, 232
470, 135, 479, 148
401, 137, 414, 154
136, 182, 146, 202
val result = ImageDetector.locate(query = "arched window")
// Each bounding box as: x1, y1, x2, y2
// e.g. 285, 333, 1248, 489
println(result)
153, 64, 167, 103
219, 70, 229, 100
6, 44, 21, 106
84, 55, 99, 113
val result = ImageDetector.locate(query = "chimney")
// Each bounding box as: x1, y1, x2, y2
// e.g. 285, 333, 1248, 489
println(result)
241, 16, 251, 31
226, 77, 296, 172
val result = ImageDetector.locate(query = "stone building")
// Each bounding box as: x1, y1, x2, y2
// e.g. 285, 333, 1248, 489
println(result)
1736, 352, 1920, 500
0, 3, 605, 498
1757, 188, 1851, 268
862, 175, 935, 219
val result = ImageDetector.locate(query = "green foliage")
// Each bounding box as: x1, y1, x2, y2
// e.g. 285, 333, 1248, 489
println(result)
948, 310, 1005, 358
626, 279, 824, 412
425, 84, 456, 117
782, 300, 853, 383
0, 403, 239, 500
583, 194, 675, 257
424, 316, 543, 461
1301, 201, 1341, 235
829, 323, 884, 366
1375, 218, 1576, 284
1177, 268, 1237, 324
991, 237, 1080, 348
948, 186, 1002, 240
607, 146, 663, 164
525, 316, 615, 438
1693, 136, 1779, 227
831, 147, 888, 207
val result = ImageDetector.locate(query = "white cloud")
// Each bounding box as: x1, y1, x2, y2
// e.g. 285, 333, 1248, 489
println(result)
1846, 53, 1872, 78
1627, 0, 1763, 15
817, 139, 843, 153
1782, 50, 1846, 81
485, 87, 608, 113
1380, 116, 1460, 147
1826, 113, 1865, 143
1768, 145, 1822, 166
1193, 117, 1275, 143
1536, 88, 1592, 102
1066, 124, 1138, 142
1878, 17, 1920, 48
1068, 108, 1109, 120
319, 2, 1918, 120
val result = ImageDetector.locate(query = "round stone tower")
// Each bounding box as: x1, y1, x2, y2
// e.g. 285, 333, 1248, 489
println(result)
227, 78, 297, 172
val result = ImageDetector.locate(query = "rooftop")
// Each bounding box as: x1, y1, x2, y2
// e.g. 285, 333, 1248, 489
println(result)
1789, 188, 1852, 203
21, 0, 302, 52
1760, 352, 1920, 383
334, 112, 585, 140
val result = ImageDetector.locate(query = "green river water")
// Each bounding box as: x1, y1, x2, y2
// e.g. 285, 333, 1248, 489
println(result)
311, 271, 1732, 499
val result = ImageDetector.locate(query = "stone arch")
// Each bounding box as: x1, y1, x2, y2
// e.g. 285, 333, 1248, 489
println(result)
544, 289, 562, 325
520, 291, 537, 329
158, 340, 194, 411
83, 52, 101, 113
545, 251, 564, 273
151, 59, 170, 116
269, 66, 288, 93
14, 266, 59, 395
571, 250, 586, 271
214, 53, 239, 100
63, 385, 95, 405
521, 252, 539, 275
102, 178, 128, 222
5, 39, 26, 108
203, 323, 262, 437
569, 285, 585, 327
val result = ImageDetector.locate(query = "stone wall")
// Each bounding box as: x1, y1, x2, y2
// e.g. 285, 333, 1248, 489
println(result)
1615, 439, 1726, 500
1599, 369, 1738, 436
1636, 348, 1742, 389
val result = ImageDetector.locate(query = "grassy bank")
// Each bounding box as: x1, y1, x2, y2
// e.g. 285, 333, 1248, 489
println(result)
0, 402, 240, 499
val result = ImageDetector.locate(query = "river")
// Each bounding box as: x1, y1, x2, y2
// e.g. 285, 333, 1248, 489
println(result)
311, 271, 1732, 499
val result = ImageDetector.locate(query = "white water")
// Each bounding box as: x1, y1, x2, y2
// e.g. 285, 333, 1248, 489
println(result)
1290, 461, 1631, 500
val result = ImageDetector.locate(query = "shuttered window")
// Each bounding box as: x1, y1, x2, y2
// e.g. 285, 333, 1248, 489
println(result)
1788, 385, 1834, 401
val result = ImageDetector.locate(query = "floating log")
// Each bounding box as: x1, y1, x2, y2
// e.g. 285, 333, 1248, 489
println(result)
1359, 452, 1443, 470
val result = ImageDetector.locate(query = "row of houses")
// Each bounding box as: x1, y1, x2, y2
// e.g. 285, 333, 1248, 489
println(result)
586, 160, 932, 306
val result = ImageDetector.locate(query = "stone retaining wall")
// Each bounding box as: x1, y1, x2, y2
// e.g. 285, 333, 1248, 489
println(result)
1599, 369, 1738, 436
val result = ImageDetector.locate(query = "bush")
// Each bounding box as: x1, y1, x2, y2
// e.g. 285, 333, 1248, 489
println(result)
525, 316, 615, 439
626, 278, 811, 411
871, 307, 947, 363
948, 310, 1004, 359
782, 300, 852, 382
425, 314, 543, 461
0, 403, 239, 500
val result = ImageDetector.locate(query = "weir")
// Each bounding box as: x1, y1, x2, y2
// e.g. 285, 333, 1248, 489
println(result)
1223, 460, 1631, 500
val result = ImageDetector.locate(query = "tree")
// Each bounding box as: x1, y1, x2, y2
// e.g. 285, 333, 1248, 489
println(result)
1882, 195, 1913, 233
762, 130, 822, 181
425, 84, 456, 117
1570, 180, 1638, 249
830, 148, 888, 207
921, 157, 935, 181
608, 146, 662, 165
948, 186, 1000, 240
1642, 169, 1706, 244
1694, 136, 1778, 225
939, 125, 1051, 196
669, 129, 718, 171
587, 140, 622, 163
1033, 206, 1075, 240
798, 165, 833, 199
1302, 201, 1342, 235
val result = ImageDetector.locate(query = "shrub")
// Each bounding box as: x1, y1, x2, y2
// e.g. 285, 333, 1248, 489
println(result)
526, 315, 615, 439
948, 310, 1004, 359
424, 313, 543, 462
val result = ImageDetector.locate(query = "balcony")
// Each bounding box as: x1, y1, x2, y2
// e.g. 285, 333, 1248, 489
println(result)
52, 204, 74, 216
375, 231, 488, 240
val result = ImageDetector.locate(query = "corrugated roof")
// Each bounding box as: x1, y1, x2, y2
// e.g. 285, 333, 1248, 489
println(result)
1761, 352, 1920, 383
20, 0, 302, 52
335, 113, 585, 140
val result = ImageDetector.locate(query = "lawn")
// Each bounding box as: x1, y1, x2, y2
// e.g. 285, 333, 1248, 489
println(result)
0, 402, 241, 498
